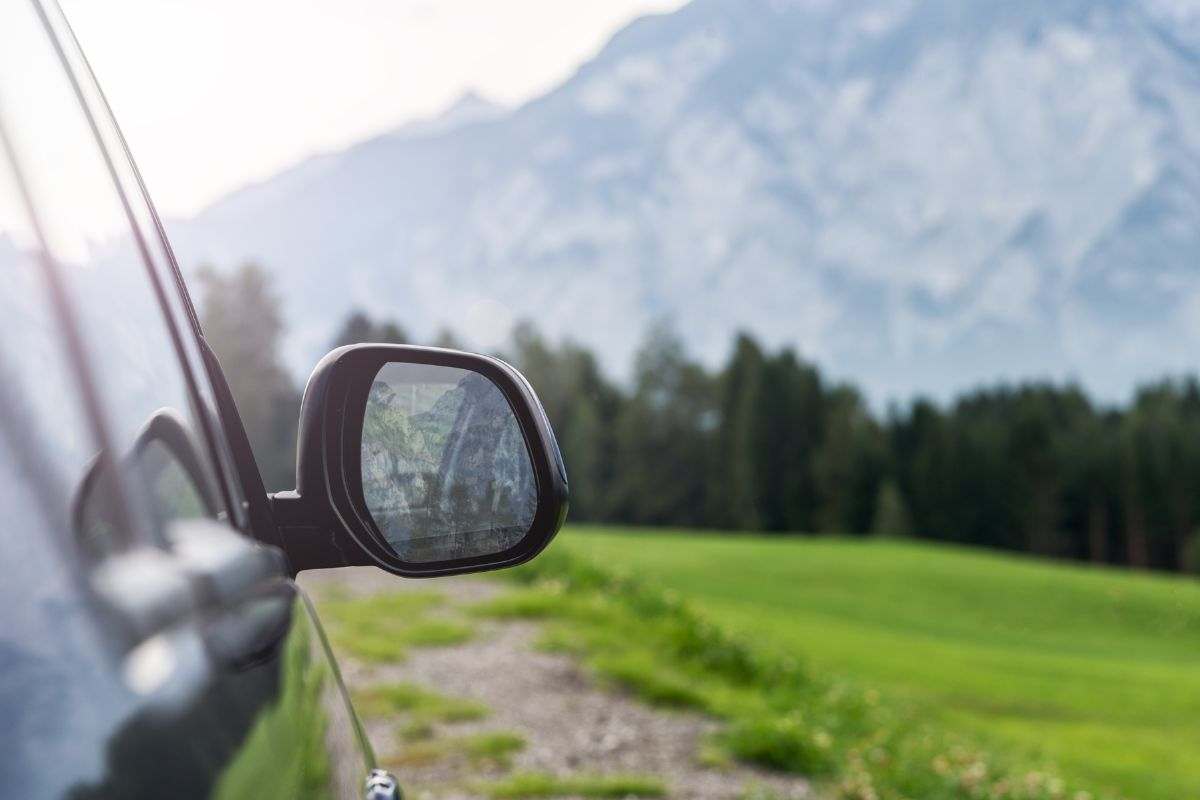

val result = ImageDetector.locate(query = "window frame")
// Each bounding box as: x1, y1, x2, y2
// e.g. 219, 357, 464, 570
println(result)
33, 0, 255, 534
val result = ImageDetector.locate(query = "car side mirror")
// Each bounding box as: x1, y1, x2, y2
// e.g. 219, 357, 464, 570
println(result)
272, 345, 569, 577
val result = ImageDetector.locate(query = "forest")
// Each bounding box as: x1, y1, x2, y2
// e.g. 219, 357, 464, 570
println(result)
201, 264, 1200, 574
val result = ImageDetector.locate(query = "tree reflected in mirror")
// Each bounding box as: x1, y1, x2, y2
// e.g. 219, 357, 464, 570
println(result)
361, 362, 536, 563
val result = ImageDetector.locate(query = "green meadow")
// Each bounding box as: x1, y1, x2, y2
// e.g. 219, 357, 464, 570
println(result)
546, 526, 1200, 800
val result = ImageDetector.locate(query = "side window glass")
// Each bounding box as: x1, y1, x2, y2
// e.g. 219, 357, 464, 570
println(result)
43, 0, 249, 526
0, 0, 226, 547
0, 153, 114, 555
140, 441, 212, 520
130, 409, 218, 524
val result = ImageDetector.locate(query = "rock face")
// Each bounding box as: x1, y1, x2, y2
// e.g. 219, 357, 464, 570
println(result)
170, 0, 1200, 403
361, 371, 536, 562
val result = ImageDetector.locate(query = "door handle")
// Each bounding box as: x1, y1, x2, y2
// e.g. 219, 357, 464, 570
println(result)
91, 518, 295, 704
168, 518, 288, 608
168, 519, 295, 669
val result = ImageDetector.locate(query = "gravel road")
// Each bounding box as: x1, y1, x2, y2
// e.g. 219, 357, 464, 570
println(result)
301, 568, 810, 800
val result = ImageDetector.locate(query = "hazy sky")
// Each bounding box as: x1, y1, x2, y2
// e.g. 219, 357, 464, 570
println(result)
61, 0, 685, 218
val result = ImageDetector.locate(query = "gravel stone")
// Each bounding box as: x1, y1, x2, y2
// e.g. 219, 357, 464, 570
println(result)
302, 569, 810, 800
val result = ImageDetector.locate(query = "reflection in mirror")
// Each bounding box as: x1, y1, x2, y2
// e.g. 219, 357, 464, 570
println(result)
361, 362, 537, 563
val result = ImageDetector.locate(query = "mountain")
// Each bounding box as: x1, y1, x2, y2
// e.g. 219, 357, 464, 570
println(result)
168, 0, 1200, 404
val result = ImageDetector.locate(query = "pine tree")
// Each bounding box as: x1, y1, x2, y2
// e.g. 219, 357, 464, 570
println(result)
197, 263, 299, 492
871, 480, 912, 537
709, 333, 766, 530
329, 308, 408, 347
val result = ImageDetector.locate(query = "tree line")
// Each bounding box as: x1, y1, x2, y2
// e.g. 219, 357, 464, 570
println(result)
200, 263, 1200, 574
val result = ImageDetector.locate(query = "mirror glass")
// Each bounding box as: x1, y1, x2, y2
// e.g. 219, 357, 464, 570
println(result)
360, 362, 537, 563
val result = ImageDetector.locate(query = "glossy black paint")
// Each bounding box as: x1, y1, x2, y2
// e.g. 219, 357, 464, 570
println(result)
3, 0, 569, 795
0, 1, 374, 798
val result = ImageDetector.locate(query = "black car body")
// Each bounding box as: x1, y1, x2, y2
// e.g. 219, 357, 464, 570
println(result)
0, 2, 567, 798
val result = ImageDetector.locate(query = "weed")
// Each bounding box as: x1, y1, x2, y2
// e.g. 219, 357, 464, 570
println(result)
485, 538, 1125, 800
320, 591, 475, 663
590, 653, 708, 709
388, 731, 526, 770
478, 771, 667, 799
352, 682, 488, 723
468, 588, 563, 619
462, 731, 526, 767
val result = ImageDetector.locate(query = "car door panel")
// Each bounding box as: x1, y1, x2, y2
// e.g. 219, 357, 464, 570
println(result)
0, 2, 373, 796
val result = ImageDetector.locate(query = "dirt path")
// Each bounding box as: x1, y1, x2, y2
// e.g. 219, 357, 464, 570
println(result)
302, 568, 811, 800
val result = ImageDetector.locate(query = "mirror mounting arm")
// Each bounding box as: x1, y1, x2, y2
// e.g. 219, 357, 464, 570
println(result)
269, 490, 371, 576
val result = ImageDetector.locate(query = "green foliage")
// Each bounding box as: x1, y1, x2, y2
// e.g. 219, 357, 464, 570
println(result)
400, 619, 477, 646
815, 386, 886, 534
507, 321, 624, 521
738, 784, 785, 800
430, 327, 466, 350
1183, 530, 1200, 574
562, 527, 1200, 800
710, 333, 768, 530
507, 316, 1200, 572
468, 589, 563, 619
388, 731, 526, 769
870, 479, 912, 537
329, 308, 407, 347
756, 348, 825, 532
480, 533, 1200, 799
609, 319, 717, 526
336, 634, 411, 663
214, 608, 334, 799
478, 771, 667, 799
589, 652, 708, 709
201, 269, 1200, 574
461, 731, 527, 766
717, 716, 838, 776
352, 681, 488, 723
398, 719, 435, 741
197, 263, 299, 492
319, 590, 475, 663
488, 547, 881, 786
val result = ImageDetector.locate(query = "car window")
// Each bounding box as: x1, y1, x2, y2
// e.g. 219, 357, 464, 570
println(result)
40, 0, 250, 530
0, 0, 226, 549
0, 59, 134, 797
0, 164, 123, 559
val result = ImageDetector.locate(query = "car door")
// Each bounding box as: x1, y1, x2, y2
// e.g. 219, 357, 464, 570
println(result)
0, 1, 373, 797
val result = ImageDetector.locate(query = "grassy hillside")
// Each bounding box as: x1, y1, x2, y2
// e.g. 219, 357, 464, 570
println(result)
558, 526, 1200, 800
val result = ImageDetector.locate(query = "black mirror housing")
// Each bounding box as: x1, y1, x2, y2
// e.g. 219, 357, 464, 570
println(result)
272, 344, 569, 577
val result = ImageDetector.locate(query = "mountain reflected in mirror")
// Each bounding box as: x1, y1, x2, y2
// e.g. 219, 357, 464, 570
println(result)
360, 362, 536, 563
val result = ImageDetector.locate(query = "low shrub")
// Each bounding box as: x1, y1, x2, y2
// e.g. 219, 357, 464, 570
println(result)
478, 771, 666, 799
485, 544, 1122, 800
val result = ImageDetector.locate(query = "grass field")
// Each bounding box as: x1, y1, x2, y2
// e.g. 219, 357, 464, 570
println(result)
551, 526, 1200, 800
